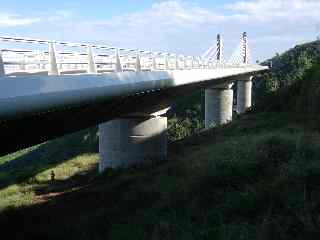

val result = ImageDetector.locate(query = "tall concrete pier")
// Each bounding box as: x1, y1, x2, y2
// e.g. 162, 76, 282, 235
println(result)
99, 51, 168, 173
237, 76, 252, 114
99, 113, 167, 172
205, 84, 233, 128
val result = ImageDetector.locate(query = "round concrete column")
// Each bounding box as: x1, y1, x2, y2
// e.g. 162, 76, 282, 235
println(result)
237, 76, 252, 114
205, 84, 233, 128
99, 116, 167, 172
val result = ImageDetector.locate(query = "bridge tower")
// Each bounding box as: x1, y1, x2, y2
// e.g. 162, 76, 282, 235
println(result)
205, 34, 233, 128
98, 50, 168, 172
236, 32, 252, 114
216, 34, 223, 64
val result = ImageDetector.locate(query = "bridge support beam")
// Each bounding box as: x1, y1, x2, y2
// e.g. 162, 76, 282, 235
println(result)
205, 84, 233, 128
99, 113, 168, 173
236, 76, 252, 114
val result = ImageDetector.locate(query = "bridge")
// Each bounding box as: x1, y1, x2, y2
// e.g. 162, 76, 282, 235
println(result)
0, 32, 268, 172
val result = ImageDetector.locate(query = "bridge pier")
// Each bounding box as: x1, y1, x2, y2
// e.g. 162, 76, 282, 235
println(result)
205, 84, 233, 128
236, 76, 252, 114
99, 112, 168, 173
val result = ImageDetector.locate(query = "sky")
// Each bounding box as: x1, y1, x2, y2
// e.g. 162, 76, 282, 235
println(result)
0, 0, 319, 61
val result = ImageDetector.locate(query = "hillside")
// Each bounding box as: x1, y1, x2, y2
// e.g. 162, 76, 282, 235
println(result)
254, 40, 320, 105
1, 109, 319, 239
0, 41, 320, 239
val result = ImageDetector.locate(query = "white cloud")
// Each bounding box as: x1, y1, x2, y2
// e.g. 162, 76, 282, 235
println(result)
0, 14, 40, 27
46, 10, 75, 22
98, 0, 320, 30
80, 1, 231, 54
93, 1, 226, 30
0, 10, 74, 28
227, 0, 320, 23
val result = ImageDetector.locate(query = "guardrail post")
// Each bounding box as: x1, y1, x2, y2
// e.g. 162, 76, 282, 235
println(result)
175, 55, 179, 70
152, 56, 157, 71
202, 58, 207, 69
87, 46, 97, 74
164, 55, 169, 70
135, 52, 141, 72
115, 49, 123, 72
40, 52, 46, 70
20, 54, 26, 70
0, 50, 5, 76
211, 60, 215, 69
48, 42, 60, 75
182, 56, 187, 70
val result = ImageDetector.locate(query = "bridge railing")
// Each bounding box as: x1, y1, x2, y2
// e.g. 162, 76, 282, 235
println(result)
0, 35, 257, 76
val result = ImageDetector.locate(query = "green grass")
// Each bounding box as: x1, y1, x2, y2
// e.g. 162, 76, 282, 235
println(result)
0, 153, 98, 210
0, 111, 320, 239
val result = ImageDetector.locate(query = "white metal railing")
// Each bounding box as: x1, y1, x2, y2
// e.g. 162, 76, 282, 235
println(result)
0, 34, 255, 77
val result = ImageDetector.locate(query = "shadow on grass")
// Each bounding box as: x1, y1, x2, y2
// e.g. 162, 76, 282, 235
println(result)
0, 159, 165, 240
33, 163, 99, 196
0, 127, 99, 190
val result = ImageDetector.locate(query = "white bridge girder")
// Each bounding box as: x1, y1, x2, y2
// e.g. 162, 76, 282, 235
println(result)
0, 67, 267, 121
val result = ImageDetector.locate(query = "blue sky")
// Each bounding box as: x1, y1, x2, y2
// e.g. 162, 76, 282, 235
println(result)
0, 0, 319, 61
1, 0, 234, 15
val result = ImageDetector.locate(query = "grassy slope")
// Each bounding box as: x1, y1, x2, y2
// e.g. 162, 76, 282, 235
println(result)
0, 110, 320, 240
1, 43, 320, 239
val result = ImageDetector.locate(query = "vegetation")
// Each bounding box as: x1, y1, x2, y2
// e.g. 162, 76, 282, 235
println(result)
254, 40, 320, 105
1, 111, 320, 239
0, 41, 320, 239
168, 90, 204, 141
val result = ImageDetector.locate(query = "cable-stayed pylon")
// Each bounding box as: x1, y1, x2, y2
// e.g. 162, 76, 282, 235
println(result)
216, 34, 222, 62
242, 32, 251, 64
228, 32, 251, 66
202, 34, 225, 67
